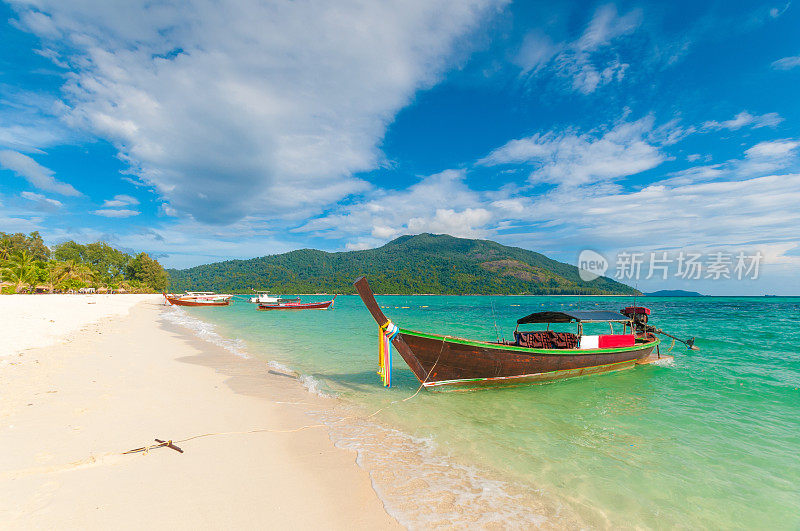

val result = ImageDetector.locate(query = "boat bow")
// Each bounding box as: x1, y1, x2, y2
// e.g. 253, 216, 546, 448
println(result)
353, 276, 429, 381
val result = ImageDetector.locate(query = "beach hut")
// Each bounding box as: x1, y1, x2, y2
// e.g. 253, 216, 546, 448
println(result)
97, 287, 108, 294
116, 287, 128, 294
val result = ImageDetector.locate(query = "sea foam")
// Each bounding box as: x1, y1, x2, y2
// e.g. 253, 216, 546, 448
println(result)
160, 305, 249, 358
299, 374, 334, 398
315, 408, 579, 530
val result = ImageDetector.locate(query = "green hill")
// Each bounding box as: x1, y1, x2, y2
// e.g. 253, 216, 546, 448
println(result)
167, 233, 638, 295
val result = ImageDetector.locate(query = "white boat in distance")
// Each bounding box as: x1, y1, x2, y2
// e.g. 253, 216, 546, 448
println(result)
247, 291, 301, 304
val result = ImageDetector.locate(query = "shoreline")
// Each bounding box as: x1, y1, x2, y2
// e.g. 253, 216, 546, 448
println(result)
0, 297, 399, 528
169, 301, 590, 528
157, 302, 587, 528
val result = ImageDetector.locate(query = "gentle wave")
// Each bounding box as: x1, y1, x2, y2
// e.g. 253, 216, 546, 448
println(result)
266, 361, 335, 398
161, 306, 338, 400
299, 374, 335, 398
315, 408, 581, 530
266, 359, 297, 375
160, 305, 249, 358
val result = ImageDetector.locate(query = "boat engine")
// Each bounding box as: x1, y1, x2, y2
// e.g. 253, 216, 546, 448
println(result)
621, 306, 651, 334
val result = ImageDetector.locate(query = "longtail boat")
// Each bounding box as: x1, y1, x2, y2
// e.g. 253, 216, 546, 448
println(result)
354, 276, 688, 391
247, 290, 301, 304
164, 291, 233, 307
257, 295, 336, 311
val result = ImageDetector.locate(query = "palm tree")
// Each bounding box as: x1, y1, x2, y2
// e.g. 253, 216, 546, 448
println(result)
1, 251, 38, 293
43, 261, 68, 293
53, 260, 95, 290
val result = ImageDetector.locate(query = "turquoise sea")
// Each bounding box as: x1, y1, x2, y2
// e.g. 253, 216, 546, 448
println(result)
165, 295, 800, 528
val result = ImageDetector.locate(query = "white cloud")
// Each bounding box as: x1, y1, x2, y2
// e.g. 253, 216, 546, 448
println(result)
517, 172, 800, 257
772, 56, 800, 70
769, 3, 791, 18
345, 241, 374, 251
702, 111, 784, 131
0, 89, 72, 152
514, 31, 560, 74
576, 4, 642, 51
0, 150, 80, 195
102, 194, 139, 207
0, 124, 62, 153
744, 139, 799, 159
295, 169, 490, 247
93, 208, 140, 218
92, 216, 296, 268
516, 4, 642, 94
736, 139, 800, 176
407, 207, 492, 236
478, 117, 665, 186
0, 192, 49, 234
662, 138, 798, 187
0, 213, 42, 233
12, 0, 503, 224
21, 191, 63, 209
661, 165, 725, 187
159, 203, 178, 217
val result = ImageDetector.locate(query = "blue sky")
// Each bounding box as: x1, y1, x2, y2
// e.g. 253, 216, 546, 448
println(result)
1, 0, 799, 294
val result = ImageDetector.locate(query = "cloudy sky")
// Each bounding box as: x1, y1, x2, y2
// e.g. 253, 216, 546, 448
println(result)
1, 0, 799, 294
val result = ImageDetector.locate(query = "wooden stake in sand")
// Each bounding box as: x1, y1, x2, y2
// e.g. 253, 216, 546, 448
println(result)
123, 439, 183, 454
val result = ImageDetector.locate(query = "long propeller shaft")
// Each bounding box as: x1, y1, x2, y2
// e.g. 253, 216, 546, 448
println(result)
645, 325, 699, 350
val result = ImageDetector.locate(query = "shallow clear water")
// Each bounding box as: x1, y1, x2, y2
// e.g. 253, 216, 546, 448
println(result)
175, 295, 800, 528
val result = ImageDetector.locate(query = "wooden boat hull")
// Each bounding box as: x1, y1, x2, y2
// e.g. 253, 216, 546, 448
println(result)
398, 329, 660, 390
353, 276, 664, 391
257, 298, 335, 311
166, 297, 230, 307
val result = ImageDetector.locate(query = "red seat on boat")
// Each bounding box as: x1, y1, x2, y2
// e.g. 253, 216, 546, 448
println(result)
515, 331, 578, 349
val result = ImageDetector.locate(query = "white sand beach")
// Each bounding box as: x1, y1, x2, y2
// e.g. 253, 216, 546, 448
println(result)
0, 296, 399, 529
0, 294, 158, 358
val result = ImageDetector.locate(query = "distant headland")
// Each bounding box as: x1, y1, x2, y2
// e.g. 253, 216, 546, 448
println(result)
645, 289, 704, 297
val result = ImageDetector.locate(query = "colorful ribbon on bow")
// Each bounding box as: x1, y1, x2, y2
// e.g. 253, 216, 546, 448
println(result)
378, 320, 400, 387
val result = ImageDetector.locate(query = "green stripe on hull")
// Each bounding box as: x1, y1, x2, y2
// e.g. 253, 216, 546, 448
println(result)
399, 328, 660, 356
423, 359, 639, 391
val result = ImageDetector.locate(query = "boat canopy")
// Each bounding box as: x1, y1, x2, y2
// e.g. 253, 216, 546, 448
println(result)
517, 310, 630, 325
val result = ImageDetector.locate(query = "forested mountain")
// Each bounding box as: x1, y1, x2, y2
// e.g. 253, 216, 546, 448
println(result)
168, 233, 637, 295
